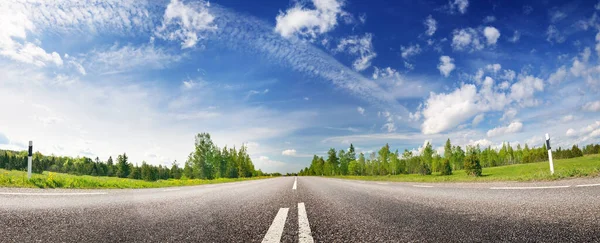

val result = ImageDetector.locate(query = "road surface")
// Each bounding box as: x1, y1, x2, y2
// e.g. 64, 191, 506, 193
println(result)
1, 176, 600, 242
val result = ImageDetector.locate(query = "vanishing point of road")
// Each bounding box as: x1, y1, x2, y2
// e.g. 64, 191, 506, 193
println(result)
1, 176, 600, 242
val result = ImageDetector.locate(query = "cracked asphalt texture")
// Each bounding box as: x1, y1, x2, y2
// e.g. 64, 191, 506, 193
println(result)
1, 176, 599, 242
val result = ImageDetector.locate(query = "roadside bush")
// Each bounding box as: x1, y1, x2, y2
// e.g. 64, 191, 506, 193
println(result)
464, 152, 482, 176
418, 163, 431, 175
440, 159, 452, 175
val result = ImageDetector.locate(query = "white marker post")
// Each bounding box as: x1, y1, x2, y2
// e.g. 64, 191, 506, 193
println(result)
545, 134, 554, 175
27, 141, 32, 179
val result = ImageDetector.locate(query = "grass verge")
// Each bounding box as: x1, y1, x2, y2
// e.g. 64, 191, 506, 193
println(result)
0, 170, 272, 189
329, 154, 600, 183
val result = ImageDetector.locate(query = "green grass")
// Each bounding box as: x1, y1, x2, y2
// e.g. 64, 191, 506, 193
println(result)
0, 170, 272, 189
331, 154, 600, 183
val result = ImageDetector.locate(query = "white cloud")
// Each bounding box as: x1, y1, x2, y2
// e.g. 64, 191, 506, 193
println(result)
468, 138, 493, 147
451, 28, 484, 51
487, 121, 523, 137
421, 84, 479, 134
509, 30, 520, 43
450, 0, 469, 14
86, 44, 182, 74
372, 67, 400, 80
583, 101, 600, 112
401, 44, 421, 59
437, 55, 456, 77
281, 149, 297, 156
275, 0, 345, 39
548, 66, 567, 84
562, 115, 574, 123
486, 63, 501, 73
566, 128, 577, 137
156, 0, 217, 49
546, 25, 565, 43
483, 16, 496, 23
424, 15, 437, 36
500, 108, 518, 121
472, 113, 485, 126
357, 106, 365, 115
335, 33, 377, 71
483, 26, 501, 45
509, 75, 544, 107
246, 89, 270, 99
550, 10, 567, 23
254, 156, 287, 169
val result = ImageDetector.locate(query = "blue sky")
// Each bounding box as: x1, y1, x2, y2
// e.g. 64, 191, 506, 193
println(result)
1, 0, 599, 173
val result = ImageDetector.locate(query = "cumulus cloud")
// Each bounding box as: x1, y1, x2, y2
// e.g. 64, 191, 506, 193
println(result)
401, 44, 421, 59
509, 75, 544, 107
500, 108, 518, 121
357, 106, 365, 115
156, 0, 217, 49
486, 63, 501, 73
423, 15, 437, 36
566, 128, 577, 137
487, 121, 523, 137
451, 28, 484, 51
281, 149, 297, 156
562, 115, 574, 123
372, 67, 400, 81
335, 33, 377, 71
583, 101, 600, 112
275, 0, 345, 38
421, 84, 479, 134
483, 26, 500, 45
548, 66, 568, 84
437, 56, 456, 77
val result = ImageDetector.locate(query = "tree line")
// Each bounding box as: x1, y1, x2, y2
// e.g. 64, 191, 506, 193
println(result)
0, 133, 270, 181
298, 139, 600, 177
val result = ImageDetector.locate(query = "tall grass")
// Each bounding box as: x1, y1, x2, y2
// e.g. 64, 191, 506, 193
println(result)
0, 170, 272, 189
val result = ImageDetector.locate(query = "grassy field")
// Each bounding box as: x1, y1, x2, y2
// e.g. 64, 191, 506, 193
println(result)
331, 154, 600, 183
0, 170, 272, 189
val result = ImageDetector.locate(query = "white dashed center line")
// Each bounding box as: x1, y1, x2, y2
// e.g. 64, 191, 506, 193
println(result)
298, 203, 314, 243
293, 177, 297, 190
262, 208, 289, 243
490, 185, 570, 190
413, 185, 434, 188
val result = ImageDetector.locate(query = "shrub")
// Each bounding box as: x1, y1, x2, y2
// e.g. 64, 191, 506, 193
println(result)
464, 152, 482, 176
418, 163, 432, 175
440, 159, 453, 175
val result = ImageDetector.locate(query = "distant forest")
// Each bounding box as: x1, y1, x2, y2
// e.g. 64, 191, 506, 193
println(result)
0, 133, 276, 181
298, 139, 600, 176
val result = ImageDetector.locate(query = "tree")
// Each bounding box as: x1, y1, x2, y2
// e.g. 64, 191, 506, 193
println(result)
338, 149, 349, 175
128, 164, 141, 180
378, 144, 391, 175
170, 161, 182, 179
347, 144, 356, 161
326, 148, 339, 175
464, 150, 482, 176
440, 158, 452, 175
106, 156, 115, 177
444, 139, 453, 159
116, 153, 130, 178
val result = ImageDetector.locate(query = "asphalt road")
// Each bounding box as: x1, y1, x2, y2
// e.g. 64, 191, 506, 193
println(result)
1, 177, 600, 242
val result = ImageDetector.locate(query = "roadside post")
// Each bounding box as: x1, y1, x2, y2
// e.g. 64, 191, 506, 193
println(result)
545, 134, 554, 175
27, 141, 32, 179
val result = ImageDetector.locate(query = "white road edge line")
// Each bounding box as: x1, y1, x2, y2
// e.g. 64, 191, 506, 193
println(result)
162, 188, 181, 192
413, 185, 433, 188
262, 207, 289, 243
575, 183, 600, 187
0, 192, 108, 196
293, 177, 297, 190
376, 182, 389, 185
298, 203, 314, 243
490, 185, 570, 190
